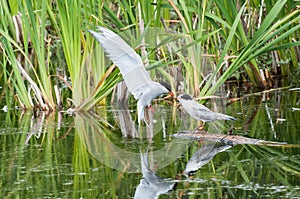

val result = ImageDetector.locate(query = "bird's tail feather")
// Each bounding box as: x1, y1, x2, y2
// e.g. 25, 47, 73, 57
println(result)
212, 113, 237, 121
226, 115, 237, 121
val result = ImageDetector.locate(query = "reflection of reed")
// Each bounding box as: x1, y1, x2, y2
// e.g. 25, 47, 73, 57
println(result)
243, 95, 263, 132
112, 98, 160, 140
55, 120, 74, 141
112, 81, 158, 139
75, 111, 191, 173
113, 100, 139, 138
75, 111, 141, 173
25, 111, 46, 144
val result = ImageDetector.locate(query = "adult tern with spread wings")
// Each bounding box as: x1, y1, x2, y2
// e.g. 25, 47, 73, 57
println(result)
88, 27, 173, 124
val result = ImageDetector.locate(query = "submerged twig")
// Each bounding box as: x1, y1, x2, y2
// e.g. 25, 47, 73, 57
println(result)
55, 121, 75, 141
172, 130, 293, 147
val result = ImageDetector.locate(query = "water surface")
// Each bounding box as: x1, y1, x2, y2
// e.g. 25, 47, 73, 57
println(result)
0, 87, 299, 198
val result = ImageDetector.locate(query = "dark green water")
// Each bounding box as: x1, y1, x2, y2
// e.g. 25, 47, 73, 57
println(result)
0, 87, 299, 198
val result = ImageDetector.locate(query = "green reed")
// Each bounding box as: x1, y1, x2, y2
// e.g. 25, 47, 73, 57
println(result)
0, 0, 299, 111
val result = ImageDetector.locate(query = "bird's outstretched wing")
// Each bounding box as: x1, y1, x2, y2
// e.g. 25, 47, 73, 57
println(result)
88, 27, 153, 95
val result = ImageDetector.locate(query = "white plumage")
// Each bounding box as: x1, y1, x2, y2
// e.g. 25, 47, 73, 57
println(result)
178, 94, 236, 122
88, 27, 171, 124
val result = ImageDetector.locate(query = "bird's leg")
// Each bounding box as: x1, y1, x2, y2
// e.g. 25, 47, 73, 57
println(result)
143, 106, 154, 127
193, 121, 205, 133
198, 121, 205, 130
143, 111, 150, 127
147, 104, 155, 113
227, 127, 234, 135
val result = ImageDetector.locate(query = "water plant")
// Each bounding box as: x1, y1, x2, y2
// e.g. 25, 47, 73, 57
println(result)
0, 0, 299, 111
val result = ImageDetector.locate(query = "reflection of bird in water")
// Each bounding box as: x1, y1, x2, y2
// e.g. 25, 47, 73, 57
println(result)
183, 142, 232, 176
88, 27, 173, 125
134, 152, 176, 199
178, 94, 236, 129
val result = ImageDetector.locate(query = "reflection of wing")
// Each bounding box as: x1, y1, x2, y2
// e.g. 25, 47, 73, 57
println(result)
88, 27, 153, 94
134, 152, 175, 199
184, 143, 232, 175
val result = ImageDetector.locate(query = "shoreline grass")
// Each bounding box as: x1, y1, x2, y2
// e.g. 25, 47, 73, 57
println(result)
0, 0, 299, 112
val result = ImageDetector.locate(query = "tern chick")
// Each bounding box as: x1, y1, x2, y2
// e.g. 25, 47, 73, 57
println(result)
178, 94, 236, 124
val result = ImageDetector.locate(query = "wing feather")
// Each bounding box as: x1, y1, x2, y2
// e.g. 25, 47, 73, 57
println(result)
88, 27, 153, 93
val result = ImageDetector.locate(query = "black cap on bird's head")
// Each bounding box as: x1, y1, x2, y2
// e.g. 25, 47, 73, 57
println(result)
159, 81, 174, 98
180, 94, 193, 100
159, 81, 171, 91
